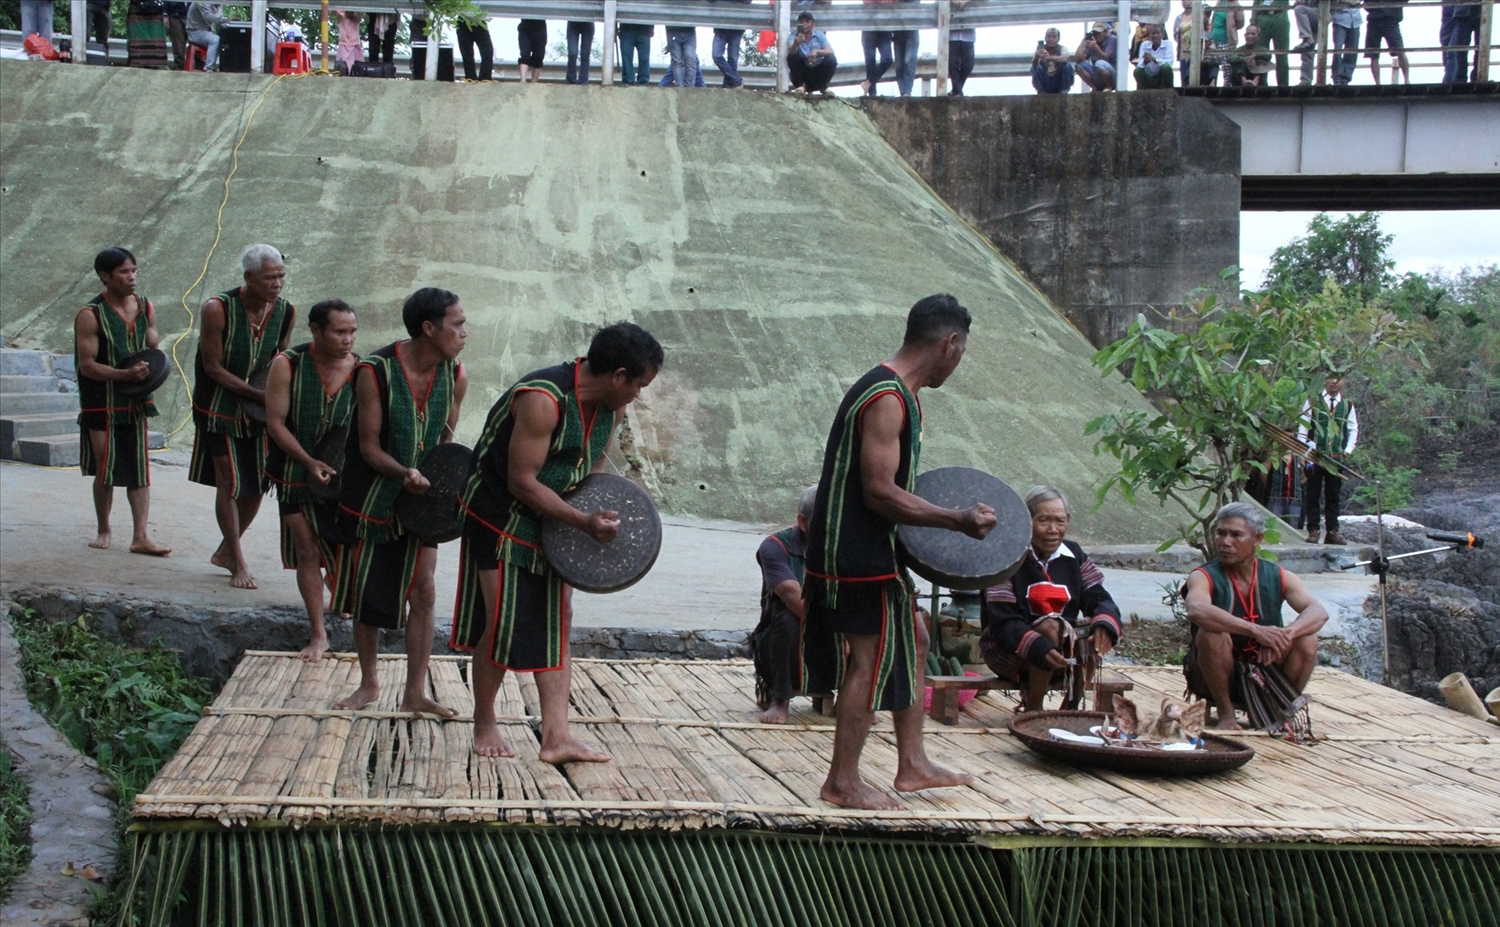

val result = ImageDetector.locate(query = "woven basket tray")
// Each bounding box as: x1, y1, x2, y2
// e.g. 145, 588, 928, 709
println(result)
1008, 710, 1255, 776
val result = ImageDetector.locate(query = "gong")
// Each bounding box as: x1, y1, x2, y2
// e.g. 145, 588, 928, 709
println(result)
393, 442, 473, 543
541, 473, 662, 594
307, 425, 349, 503
242, 368, 270, 424
896, 466, 1029, 590
112, 348, 171, 399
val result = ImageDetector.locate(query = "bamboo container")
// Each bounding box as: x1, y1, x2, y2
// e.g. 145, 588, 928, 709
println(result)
1438, 672, 1490, 721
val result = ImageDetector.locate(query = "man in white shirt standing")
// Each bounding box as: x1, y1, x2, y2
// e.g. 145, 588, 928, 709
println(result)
1297, 372, 1358, 546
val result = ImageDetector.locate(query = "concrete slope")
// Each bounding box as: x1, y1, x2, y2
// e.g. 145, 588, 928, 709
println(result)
0, 62, 1177, 542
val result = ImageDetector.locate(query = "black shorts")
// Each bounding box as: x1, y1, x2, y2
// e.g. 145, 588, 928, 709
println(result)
1365, 19, 1403, 56
188, 428, 269, 499
451, 519, 568, 671
801, 574, 920, 712
517, 19, 546, 67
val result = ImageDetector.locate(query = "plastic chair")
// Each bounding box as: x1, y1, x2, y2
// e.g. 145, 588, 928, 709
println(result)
184, 43, 208, 71
272, 41, 312, 74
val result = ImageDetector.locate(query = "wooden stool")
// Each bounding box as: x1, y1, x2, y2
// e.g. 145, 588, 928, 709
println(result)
925, 673, 1007, 725
1090, 669, 1135, 712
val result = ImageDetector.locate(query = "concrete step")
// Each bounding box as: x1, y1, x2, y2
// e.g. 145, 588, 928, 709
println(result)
0, 374, 61, 394
148, 430, 167, 450
0, 349, 53, 377
1, 413, 78, 456
18, 434, 81, 468
0, 392, 79, 417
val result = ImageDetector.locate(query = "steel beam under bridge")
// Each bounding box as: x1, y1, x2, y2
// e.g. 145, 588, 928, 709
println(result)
1200, 86, 1500, 211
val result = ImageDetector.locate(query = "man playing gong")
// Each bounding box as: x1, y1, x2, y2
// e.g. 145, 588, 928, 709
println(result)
189, 243, 296, 590
331, 288, 468, 716
74, 246, 170, 556
802, 294, 995, 811
453, 322, 663, 762
265, 299, 359, 662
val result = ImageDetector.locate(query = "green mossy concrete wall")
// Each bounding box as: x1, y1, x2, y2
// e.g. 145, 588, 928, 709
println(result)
0, 63, 1179, 541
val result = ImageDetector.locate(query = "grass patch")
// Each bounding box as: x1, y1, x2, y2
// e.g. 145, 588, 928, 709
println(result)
0, 748, 33, 902
10, 611, 213, 807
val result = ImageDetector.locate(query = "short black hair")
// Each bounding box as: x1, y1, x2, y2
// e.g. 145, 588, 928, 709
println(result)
402, 288, 460, 338
903, 294, 971, 345
587, 322, 664, 381
308, 298, 354, 329
94, 247, 136, 278
797, 11, 814, 22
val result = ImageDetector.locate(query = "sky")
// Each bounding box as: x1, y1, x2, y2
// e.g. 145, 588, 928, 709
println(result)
478, 4, 1496, 283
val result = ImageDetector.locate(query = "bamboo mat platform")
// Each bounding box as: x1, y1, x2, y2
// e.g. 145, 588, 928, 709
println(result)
133, 653, 1500, 846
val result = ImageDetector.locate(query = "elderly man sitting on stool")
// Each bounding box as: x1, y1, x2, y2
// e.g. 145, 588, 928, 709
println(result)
1184, 502, 1327, 730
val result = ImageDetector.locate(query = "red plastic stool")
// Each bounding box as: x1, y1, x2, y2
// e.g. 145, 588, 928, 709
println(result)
184, 43, 208, 71
272, 41, 312, 74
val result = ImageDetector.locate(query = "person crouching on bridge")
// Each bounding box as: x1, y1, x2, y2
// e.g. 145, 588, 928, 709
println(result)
330, 288, 468, 716
75, 247, 170, 557
801, 295, 995, 811
189, 244, 296, 590
980, 486, 1122, 713
752, 485, 821, 725
264, 299, 359, 662
453, 323, 663, 763
1183, 502, 1327, 730
786, 12, 837, 95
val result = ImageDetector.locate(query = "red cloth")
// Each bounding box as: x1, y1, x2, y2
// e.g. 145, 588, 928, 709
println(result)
1026, 581, 1072, 618
23, 34, 61, 60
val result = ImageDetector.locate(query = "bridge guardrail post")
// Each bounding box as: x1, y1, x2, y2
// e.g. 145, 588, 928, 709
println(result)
602, 0, 616, 85
1117, 0, 1131, 90
1189, 0, 1204, 86
775, 0, 789, 93
251, 0, 267, 72
936, 0, 950, 96
69, 0, 86, 63
1315, 0, 1329, 85
1478, 0, 1494, 82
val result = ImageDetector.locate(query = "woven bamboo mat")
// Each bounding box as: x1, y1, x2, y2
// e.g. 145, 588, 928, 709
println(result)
133, 654, 1500, 845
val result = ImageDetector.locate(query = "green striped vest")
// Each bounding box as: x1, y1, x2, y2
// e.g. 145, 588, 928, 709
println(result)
1310, 395, 1354, 459
265, 343, 357, 504
192, 287, 294, 437
1196, 558, 1286, 629
76, 294, 158, 425
463, 360, 617, 574
341, 342, 458, 543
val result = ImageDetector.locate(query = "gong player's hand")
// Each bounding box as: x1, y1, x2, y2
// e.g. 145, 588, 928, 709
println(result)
128, 361, 150, 381
585, 509, 621, 544
403, 468, 430, 493
310, 462, 337, 486
959, 503, 997, 540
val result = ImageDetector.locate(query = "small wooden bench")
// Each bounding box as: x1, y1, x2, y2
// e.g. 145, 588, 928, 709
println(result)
923, 668, 1136, 725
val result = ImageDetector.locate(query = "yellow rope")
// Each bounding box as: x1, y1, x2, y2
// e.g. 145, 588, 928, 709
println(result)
163, 72, 301, 444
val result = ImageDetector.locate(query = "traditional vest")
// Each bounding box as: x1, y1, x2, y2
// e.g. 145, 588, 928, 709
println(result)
76, 294, 158, 426
192, 287, 295, 437
339, 341, 458, 543
463, 360, 617, 574
758, 526, 808, 629
1194, 557, 1286, 661
805, 364, 921, 605
265, 343, 357, 502
1310, 394, 1354, 459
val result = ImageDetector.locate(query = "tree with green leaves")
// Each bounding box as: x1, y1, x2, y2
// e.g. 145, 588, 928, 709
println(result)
1262, 212, 1395, 305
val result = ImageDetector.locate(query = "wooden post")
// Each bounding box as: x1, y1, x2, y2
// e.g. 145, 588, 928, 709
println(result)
69, 0, 86, 64
251, 0, 267, 72
1316, 0, 1330, 86
775, 0, 790, 93
1189, 0, 1203, 86
602, 0, 617, 85
1477, 0, 1495, 83
319, 0, 329, 73
936, 0, 950, 96
1117, 0, 1131, 90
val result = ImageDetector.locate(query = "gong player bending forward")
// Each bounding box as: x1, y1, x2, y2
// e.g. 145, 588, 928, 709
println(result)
802, 294, 996, 811
454, 322, 664, 763
331, 288, 467, 715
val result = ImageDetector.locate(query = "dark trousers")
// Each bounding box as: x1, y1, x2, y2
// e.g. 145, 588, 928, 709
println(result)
367, 13, 396, 64
712, 27, 742, 87
753, 613, 799, 703
861, 29, 893, 91
86, 3, 110, 46
456, 21, 493, 80
567, 20, 594, 83
1304, 464, 1344, 535
788, 50, 837, 92
948, 39, 974, 94
618, 23, 651, 84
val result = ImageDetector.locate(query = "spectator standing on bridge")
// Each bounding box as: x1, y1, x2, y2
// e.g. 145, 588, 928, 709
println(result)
1329, 1, 1361, 86
860, 0, 895, 95
618, 20, 652, 85
786, 11, 837, 95
164, 2, 187, 67
1365, 0, 1409, 85
1292, 0, 1319, 85
948, 18, 976, 96
1440, 3, 1481, 84
1208, 1, 1244, 85
892, 0, 919, 96
711, 0, 751, 89
127, 0, 169, 69
456, 12, 494, 81
185, 2, 224, 71
1134, 22, 1175, 89
1249, 0, 1291, 87
86, 0, 110, 52
334, 9, 364, 74
1176, 0, 1213, 85
517, 17, 546, 83
17, 0, 53, 44
1031, 28, 1075, 94
667, 25, 699, 90
566, 19, 594, 84
1074, 21, 1118, 91
367, 13, 397, 65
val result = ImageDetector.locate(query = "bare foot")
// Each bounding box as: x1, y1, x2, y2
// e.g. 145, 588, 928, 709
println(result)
473, 720, 516, 758
538, 736, 611, 765
229, 569, 257, 590
894, 762, 973, 793
210, 544, 232, 571
89, 532, 111, 550
334, 684, 379, 711
299, 635, 329, 663
821, 778, 901, 811
129, 539, 171, 557
400, 694, 458, 719
1214, 716, 1243, 731
759, 700, 790, 725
